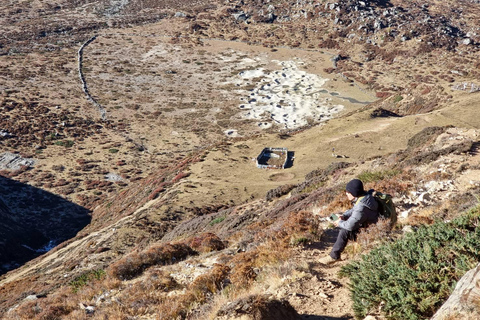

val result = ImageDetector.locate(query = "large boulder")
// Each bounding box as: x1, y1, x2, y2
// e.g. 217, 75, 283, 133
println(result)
431, 263, 480, 319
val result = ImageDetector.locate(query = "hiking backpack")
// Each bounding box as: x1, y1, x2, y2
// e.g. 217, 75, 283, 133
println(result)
369, 190, 397, 228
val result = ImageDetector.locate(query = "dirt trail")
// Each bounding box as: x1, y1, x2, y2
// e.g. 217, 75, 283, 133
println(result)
286, 229, 358, 320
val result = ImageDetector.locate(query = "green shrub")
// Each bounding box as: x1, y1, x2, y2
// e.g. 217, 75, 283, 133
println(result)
357, 169, 400, 183
210, 216, 225, 226
393, 95, 404, 103
340, 207, 480, 320
109, 148, 119, 153
48, 132, 60, 140
54, 140, 74, 147
289, 236, 310, 246
69, 269, 106, 293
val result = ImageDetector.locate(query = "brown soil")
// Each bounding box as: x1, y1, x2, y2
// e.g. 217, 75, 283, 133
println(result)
287, 231, 358, 320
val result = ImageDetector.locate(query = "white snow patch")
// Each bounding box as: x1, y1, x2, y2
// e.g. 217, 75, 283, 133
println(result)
233, 60, 344, 129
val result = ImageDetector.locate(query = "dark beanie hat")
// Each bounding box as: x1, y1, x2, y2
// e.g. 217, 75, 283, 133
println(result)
346, 179, 365, 197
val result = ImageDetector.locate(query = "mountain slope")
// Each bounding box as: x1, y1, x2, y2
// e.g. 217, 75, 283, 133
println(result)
1, 0, 480, 318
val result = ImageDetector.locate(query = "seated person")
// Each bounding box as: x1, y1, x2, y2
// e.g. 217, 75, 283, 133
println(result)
320, 179, 379, 265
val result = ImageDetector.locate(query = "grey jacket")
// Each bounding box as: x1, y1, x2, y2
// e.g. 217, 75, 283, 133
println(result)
338, 194, 379, 231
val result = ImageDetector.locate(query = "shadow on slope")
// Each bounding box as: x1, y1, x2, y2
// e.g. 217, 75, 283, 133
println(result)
300, 316, 353, 320
0, 176, 91, 275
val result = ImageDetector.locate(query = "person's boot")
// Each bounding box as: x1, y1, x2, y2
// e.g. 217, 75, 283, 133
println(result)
319, 255, 340, 265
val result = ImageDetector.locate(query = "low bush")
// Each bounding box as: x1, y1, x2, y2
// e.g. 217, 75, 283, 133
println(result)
340, 206, 480, 320
320, 190, 352, 216
355, 218, 392, 251
188, 233, 226, 253
36, 304, 74, 319
110, 270, 179, 317
357, 169, 401, 184
230, 263, 257, 288
172, 171, 190, 183
265, 184, 296, 201
54, 140, 74, 147
280, 211, 322, 246
108, 243, 196, 280
393, 95, 404, 103
210, 216, 225, 226
148, 183, 167, 200
69, 269, 106, 293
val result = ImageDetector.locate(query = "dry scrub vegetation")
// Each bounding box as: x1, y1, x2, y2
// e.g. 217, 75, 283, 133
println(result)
2, 0, 480, 318
6, 211, 322, 319
4, 126, 480, 319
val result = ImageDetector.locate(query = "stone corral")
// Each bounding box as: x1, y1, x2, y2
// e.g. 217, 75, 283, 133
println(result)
256, 148, 288, 169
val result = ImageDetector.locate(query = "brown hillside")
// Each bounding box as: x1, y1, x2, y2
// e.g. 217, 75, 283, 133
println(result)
1, 0, 480, 319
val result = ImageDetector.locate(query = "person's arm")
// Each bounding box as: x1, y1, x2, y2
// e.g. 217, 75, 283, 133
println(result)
338, 204, 364, 231
342, 208, 353, 219
333, 208, 353, 227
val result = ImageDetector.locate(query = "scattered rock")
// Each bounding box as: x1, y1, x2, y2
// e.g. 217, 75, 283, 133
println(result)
24, 295, 38, 301
0, 130, 12, 138
216, 294, 300, 320
233, 12, 249, 22
105, 173, 124, 182
85, 306, 95, 314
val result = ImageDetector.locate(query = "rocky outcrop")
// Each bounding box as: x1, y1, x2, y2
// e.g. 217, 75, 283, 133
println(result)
431, 263, 480, 320
0, 152, 35, 170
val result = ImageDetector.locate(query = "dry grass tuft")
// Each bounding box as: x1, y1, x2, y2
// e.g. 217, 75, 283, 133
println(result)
366, 170, 416, 197
215, 293, 299, 320
319, 191, 352, 216
230, 263, 257, 289
274, 210, 323, 247
227, 212, 318, 290
356, 218, 393, 251
407, 214, 435, 226
109, 270, 179, 317
36, 304, 74, 319
8, 287, 79, 320
157, 263, 231, 319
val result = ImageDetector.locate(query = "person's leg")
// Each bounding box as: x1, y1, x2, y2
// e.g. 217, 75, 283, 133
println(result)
330, 228, 356, 260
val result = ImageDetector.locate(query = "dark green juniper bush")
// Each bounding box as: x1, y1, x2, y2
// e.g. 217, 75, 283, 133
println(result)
340, 206, 480, 320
